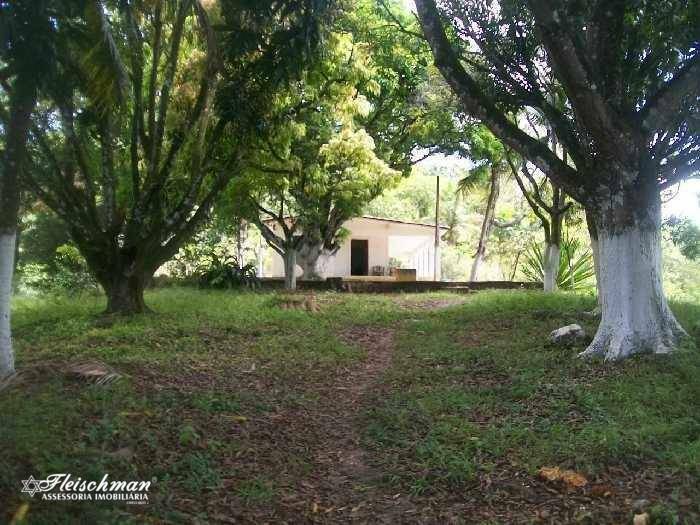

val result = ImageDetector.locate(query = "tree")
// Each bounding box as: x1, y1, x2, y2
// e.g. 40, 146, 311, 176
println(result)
0, 0, 56, 377
415, 0, 699, 360
228, 32, 398, 287
349, 0, 471, 174
272, 0, 471, 281
455, 126, 511, 281
504, 109, 575, 292
23, 0, 330, 314
23, 1, 219, 314
664, 215, 700, 261
293, 128, 399, 280
505, 148, 573, 292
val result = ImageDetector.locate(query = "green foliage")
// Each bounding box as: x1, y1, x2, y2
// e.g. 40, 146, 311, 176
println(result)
229, 29, 400, 255
664, 216, 700, 260
663, 239, 700, 303
178, 423, 201, 447
17, 243, 98, 294
17, 209, 71, 268
521, 237, 595, 290
197, 252, 259, 290
165, 222, 258, 281
235, 477, 276, 505
346, 0, 471, 173
172, 452, 221, 492
53, 244, 99, 291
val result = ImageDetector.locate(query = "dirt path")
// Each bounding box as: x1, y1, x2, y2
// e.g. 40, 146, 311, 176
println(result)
216, 323, 448, 524
295, 326, 411, 522
393, 296, 469, 311
322, 326, 395, 477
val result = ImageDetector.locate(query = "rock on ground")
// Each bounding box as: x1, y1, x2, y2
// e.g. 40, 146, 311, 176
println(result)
549, 324, 586, 345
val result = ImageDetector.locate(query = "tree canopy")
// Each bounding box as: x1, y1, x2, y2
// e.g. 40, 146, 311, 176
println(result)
11, 0, 333, 312
415, 0, 698, 360
227, 30, 399, 284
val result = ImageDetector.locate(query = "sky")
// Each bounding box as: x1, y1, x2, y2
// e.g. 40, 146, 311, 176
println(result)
663, 179, 700, 224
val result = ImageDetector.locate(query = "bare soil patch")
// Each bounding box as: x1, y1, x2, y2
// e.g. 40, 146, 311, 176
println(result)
394, 296, 468, 311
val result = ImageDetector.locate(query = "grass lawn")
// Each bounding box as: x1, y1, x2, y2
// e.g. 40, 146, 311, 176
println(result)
1, 288, 699, 524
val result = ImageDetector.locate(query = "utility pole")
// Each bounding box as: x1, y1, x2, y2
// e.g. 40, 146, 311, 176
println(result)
434, 175, 440, 281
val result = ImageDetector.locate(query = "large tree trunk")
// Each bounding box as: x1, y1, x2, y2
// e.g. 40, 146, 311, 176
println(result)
0, 75, 37, 377
0, 232, 16, 378
103, 271, 151, 315
283, 249, 298, 290
542, 242, 560, 293
298, 242, 329, 281
470, 167, 500, 281
580, 191, 686, 361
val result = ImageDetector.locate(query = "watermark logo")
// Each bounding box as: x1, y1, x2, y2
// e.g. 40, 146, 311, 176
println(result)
21, 476, 44, 497
21, 474, 152, 504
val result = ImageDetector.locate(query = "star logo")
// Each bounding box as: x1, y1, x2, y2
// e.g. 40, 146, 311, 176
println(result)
21, 476, 42, 497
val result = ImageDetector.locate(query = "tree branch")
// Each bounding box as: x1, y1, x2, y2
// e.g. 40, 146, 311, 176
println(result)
640, 53, 700, 133
414, 0, 585, 203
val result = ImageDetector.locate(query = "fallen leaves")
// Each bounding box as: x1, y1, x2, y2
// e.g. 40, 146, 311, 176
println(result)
0, 359, 123, 392
537, 466, 588, 489
590, 483, 614, 498
65, 360, 123, 386
9, 503, 29, 525
223, 415, 248, 423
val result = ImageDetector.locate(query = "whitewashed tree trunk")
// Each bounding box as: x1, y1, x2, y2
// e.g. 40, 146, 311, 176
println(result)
580, 200, 686, 361
469, 252, 484, 282
589, 236, 602, 313
542, 242, 560, 293
283, 249, 297, 290
298, 242, 327, 281
0, 231, 16, 378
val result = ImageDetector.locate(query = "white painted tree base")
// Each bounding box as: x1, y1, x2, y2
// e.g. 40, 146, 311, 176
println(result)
579, 226, 687, 361
543, 243, 560, 293
469, 253, 484, 282
0, 232, 16, 378
590, 236, 602, 310
299, 247, 331, 281
283, 250, 298, 290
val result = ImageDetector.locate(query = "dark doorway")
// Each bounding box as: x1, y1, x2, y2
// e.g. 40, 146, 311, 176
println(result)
350, 239, 369, 276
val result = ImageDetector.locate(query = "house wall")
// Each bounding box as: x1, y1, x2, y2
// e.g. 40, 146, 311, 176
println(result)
262, 217, 440, 279
327, 218, 390, 276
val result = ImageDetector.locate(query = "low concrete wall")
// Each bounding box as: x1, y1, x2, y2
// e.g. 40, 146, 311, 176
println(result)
259, 277, 541, 293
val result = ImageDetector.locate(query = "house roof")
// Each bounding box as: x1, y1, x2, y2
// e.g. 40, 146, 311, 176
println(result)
262, 215, 449, 230
358, 215, 449, 230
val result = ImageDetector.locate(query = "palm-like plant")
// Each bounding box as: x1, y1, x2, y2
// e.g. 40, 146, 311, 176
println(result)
521, 236, 595, 290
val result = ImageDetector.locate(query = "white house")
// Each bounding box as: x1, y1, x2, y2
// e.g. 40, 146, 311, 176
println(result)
259, 216, 448, 280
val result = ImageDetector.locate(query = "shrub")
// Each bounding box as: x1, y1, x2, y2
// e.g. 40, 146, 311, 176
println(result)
521, 237, 595, 290
197, 252, 260, 290
17, 244, 98, 294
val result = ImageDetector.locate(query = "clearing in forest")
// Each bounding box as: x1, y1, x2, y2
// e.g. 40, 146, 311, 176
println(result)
1, 289, 699, 524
